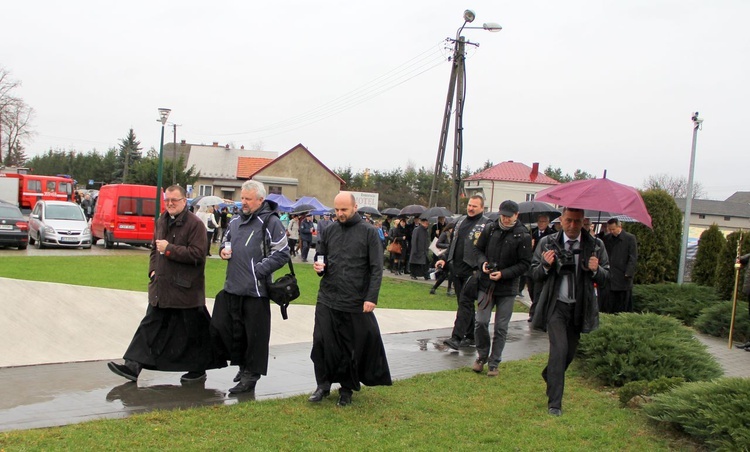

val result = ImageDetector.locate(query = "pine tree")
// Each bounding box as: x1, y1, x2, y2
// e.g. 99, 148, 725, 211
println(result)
116, 128, 142, 182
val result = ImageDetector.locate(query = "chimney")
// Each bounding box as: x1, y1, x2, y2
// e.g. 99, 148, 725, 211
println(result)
225, 144, 230, 149
530, 162, 539, 182
180, 139, 186, 145
212, 142, 219, 147
240, 145, 245, 150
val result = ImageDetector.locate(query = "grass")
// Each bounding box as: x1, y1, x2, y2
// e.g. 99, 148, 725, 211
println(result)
0, 255, 528, 312
0, 355, 693, 450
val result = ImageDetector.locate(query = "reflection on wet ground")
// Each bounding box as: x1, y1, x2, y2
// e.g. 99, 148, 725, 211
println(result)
0, 322, 548, 432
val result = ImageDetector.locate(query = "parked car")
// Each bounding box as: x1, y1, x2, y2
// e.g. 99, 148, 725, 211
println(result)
27, 200, 92, 249
0, 200, 29, 250
91, 184, 159, 248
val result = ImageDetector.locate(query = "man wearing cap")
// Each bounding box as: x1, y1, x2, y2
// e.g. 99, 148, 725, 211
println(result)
409, 216, 431, 280
472, 200, 532, 376
317, 212, 334, 234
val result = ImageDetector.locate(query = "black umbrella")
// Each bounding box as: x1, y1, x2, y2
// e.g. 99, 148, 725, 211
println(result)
291, 204, 316, 215
399, 204, 426, 216
381, 207, 401, 216
357, 206, 381, 217
421, 206, 453, 219
517, 201, 561, 224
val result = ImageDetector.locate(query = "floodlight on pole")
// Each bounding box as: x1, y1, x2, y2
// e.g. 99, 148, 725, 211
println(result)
155, 107, 171, 222
428, 10, 501, 212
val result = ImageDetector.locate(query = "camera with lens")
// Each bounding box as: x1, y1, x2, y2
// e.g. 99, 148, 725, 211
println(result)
546, 241, 579, 274
486, 262, 500, 272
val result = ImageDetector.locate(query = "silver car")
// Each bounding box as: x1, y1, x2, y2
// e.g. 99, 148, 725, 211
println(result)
28, 200, 92, 249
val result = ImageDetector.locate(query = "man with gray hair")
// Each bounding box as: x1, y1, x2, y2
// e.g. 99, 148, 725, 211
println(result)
210, 180, 290, 394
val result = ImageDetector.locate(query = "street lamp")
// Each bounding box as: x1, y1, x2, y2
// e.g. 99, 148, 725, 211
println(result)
677, 112, 703, 284
155, 107, 171, 221
428, 9, 501, 211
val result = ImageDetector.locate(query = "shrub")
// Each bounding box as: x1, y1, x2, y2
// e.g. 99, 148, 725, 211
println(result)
632, 283, 721, 325
694, 300, 750, 343
576, 313, 723, 386
691, 224, 726, 286
714, 231, 750, 300
618, 376, 685, 407
644, 378, 750, 451
628, 189, 682, 284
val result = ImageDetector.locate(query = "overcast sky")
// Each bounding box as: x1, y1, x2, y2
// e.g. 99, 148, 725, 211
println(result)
2, 1, 747, 200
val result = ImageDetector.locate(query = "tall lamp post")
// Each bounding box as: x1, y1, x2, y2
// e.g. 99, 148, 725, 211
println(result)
155, 107, 171, 221
428, 9, 501, 211
677, 112, 702, 284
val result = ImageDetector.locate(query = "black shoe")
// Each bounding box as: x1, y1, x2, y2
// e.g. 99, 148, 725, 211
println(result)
548, 408, 562, 416
429, 288, 436, 295
527, 316, 533, 323
233, 367, 245, 382
108, 361, 140, 382
460, 338, 475, 347
446, 290, 454, 297
410, 275, 418, 280
337, 390, 353, 407
229, 372, 257, 394
180, 371, 207, 383
443, 338, 460, 350
308, 387, 331, 403
735, 341, 750, 349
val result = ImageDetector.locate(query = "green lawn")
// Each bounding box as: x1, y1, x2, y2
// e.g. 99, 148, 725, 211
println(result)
0, 255, 527, 312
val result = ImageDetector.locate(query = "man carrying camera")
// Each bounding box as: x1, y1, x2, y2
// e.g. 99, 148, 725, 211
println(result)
472, 200, 532, 376
530, 207, 609, 416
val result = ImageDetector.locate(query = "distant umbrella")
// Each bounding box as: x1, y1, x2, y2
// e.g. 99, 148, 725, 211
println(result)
381, 208, 402, 216
357, 206, 381, 217
291, 204, 316, 215
420, 206, 453, 219
517, 201, 560, 224
191, 195, 224, 207
400, 204, 426, 216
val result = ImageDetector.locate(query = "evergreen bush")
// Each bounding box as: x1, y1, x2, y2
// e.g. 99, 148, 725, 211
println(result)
631, 283, 720, 325
714, 231, 750, 300
618, 376, 685, 407
627, 189, 682, 284
694, 300, 750, 343
691, 224, 726, 286
644, 378, 750, 451
576, 313, 723, 386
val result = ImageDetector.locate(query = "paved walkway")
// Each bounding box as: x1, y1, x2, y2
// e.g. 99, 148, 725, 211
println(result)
0, 269, 748, 433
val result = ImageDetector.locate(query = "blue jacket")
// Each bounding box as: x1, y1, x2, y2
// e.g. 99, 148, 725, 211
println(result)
221, 200, 290, 298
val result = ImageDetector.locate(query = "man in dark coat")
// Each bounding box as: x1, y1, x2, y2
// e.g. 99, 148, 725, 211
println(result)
436, 195, 488, 349
527, 214, 556, 321
211, 180, 290, 394
108, 185, 225, 383
472, 200, 532, 376
299, 214, 314, 262
409, 217, 430, 280
602, 218, 638, 313
531, 207, 609, 416
308, 192, 392, 407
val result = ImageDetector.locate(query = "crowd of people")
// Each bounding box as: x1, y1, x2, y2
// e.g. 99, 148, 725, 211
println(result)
107, 188, 648, 416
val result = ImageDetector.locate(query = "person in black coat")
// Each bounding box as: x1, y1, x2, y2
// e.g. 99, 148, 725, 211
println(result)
527, 214, 557, 321
409, 217, 430, 280
530, 207, 609, 416
602, 218, 638, 313
472, 200, 531, 376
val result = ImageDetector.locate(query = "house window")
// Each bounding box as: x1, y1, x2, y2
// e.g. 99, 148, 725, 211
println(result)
698, 214, 706, 219
526, 193, 535, 201
199, 185, 213, 196
724, 216, 731, 221
268, 185, 282, 195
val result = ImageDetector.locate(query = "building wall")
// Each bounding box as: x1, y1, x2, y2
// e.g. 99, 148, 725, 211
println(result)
687, 214, 750, 236
256, 147, 341, 204
463, 180, 557, 212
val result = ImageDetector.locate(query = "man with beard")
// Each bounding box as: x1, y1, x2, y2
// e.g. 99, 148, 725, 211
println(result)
210, 180, 290, 394
108, 185, 225, 383
435, 194, 489, 350
308, 192, 392, 406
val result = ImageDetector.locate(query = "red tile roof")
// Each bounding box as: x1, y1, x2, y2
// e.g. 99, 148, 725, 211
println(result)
465, 161, 559, 185
237, 157, 274, 178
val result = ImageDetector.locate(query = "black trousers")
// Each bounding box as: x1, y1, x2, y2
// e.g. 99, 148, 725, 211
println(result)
604, 289, 632, 313
449, 273, 476, 341
542, 301, 580, 410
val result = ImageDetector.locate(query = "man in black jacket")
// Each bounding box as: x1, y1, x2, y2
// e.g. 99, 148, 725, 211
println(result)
308, 192, 392, 406
602, 218, 638, 313
473, 200, 532, 376
436, 194, 489, 350
531, 207, 609, 416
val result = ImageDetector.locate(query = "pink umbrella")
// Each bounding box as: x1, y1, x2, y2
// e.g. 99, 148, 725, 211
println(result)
535, 178, 652, 228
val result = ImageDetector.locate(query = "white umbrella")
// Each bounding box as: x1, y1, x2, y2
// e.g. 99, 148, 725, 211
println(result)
192, 195, 224, 207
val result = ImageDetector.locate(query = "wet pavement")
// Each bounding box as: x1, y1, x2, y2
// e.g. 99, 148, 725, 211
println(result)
0, 321, 549, 432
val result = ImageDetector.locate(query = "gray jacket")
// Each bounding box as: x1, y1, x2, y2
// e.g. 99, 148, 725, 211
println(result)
221, 200, 290, 298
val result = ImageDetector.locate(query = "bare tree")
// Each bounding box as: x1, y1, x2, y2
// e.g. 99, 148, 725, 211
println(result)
0, 67, 34, 164
642, 173, 706, 199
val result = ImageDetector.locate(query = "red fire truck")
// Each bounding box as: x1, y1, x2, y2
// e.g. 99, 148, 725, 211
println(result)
0, 173, 75, 209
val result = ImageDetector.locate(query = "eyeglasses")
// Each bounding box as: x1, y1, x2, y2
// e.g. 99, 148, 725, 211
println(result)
165, 197, 185, 204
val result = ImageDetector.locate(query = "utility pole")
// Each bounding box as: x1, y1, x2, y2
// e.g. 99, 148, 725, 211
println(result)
170, 123, 181, 184
677, 112, 702, 284
428, 10, 500, 211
